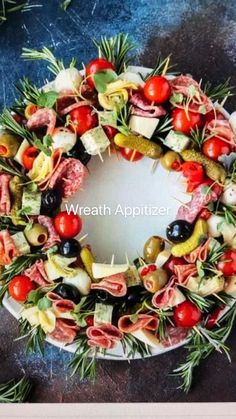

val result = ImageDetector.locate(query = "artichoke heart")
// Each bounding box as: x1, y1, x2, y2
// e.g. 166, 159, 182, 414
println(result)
186, 275, 224, 297
28, 151, 53, 182
47, 253, 77, 278
98, 80, 138, 110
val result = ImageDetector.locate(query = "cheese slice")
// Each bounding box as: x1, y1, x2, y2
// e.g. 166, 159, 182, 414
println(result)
155, 250, 171, 268
92, 263, 129, 279
22, 188, 42, 215
94, 303, 113, 326
11, 231, 30, 255
163, 130, 190, 152
81, 127, 110, 156
129, 115, 159, 139
130, 329, 161, 348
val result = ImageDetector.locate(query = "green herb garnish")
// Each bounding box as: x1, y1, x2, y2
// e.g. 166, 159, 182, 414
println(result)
93, 69, 117, 93
0, 376, 32, 403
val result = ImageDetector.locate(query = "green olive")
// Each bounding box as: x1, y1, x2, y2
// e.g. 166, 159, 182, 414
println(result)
0, 132, 20, 158
143, 269, 168, 293
160, 151, 182, 171
24, 223, 48, 247
143, 236, 165, 263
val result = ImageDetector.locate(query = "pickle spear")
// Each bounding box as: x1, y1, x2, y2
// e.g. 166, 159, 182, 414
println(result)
114, 133, 162, 159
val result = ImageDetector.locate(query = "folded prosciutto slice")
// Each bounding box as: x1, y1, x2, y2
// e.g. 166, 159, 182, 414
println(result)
0, 173, 11, 215
0, 230, 20, 265
207, 119, 235, 145
27, 108, 57, 136
39, 158, 87, 198
184, 238, 211, 264
118, 314, 158, 333
86, 324, 123, 349
38, 215, 61, 250
170, 75, 213, 113
161, 325, 188, 347
48, 319, 79, 344
24, 259, 50, 286
177, 183, 219, 223
129, 91, 166, 117
90, 273, 127, 297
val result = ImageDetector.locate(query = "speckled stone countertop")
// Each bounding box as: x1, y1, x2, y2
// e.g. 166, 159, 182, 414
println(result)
0, 0, 236, 403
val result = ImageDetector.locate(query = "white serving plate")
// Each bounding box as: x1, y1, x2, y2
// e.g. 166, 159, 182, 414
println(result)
2, 66, 234, 360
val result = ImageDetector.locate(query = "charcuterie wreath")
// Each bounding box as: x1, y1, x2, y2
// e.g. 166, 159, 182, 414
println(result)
1, 34, 236, 392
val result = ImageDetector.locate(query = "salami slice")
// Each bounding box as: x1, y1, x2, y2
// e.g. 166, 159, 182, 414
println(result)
27, 108, 57, 136
0, 173, 12, 215
184, 238, 211, 264
130, 91, 166, 117
161, 325, 188, 347
118, 314, 158, 333
174, 264, 198, 285
207, 119, 235, 144
53, 299, 75, 313
0, 230, 20, 265
86, 323, 123, 349
40, 158, 87, 198
38, 215, 61, 250
38, 148, 63, 190
24, 259, 50, 286
170, 75, 213, 113
48, 319, 79, 344
177, 184, 218, 223
90, 273, 127, 297
59, 100, 93, 116
152, 279, 176, 309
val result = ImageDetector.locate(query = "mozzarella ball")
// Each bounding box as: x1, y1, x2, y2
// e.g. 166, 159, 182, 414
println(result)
207, 214, 224, 238
63, 268, 91, 296
52, 127, 77, 152
54, 68, 83, 93
221, 182, 236, 205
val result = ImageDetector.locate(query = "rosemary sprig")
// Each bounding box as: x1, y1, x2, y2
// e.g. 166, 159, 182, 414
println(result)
121, 334, 151, 359
18, 319, 45, 356
68, 335, 97, 380
203, 78, 234, 102
0, 157, 27, 179
61, 0, 72, 11
114, 104, 131, 135
1, 254, 43, 282
0, 1, 26, 23
183, 289, 214, 312
93, 33, 135, 75
142, 54, 177, 81
221, 203, 236, 227
0, 109, 34, 143
0, 216, 24, 233
0, 376, 32, 403
21, 47, 65, 76
15, 77, 41, 105
190, 126, 207, 149
196, 242, 228, 278
173, 303, 236, 392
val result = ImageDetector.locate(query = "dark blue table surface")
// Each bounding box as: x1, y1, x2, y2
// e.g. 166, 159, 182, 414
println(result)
1, 0, 236, 403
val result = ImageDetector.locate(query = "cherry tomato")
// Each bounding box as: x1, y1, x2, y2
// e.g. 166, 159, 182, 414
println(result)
182, 162, 205, 183
144, 76, 171, 104
103, 125, 118, 141
203, 178, 223, 196
54, 211, 82, 239
85, 58, 115, 89
217, 249, 236, 277
172, 108, 202, 135
163, 256, 186, 275
206, 306, 225, 329
22, 146, 39, 170
119, 147, 143, 162
8, 275, 35, 302
140, 264, 157, 277
199, 208, 212, 221
69, 106, 98, 136
173, 301, 202, 328
202, 137, 231, 161
86, 315, 94, 327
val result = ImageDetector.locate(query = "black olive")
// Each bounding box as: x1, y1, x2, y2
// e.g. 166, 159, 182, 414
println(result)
40, 189, 62, 216
54, 283, 81, 304
59, 239, 81, 258
125, 286, 143, 306
68, 141, 91, 166
166, 219, 193, 243
96, 290, 119, 305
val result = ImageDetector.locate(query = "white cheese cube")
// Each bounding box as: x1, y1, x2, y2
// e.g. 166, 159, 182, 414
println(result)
11, 231, 30, 255
80, 127, 110, 155
129, 115, 159, 139
163, 130, 190, 152
14, 139, 30, 166
22, 188, 42, 215
98, 111, 117, 127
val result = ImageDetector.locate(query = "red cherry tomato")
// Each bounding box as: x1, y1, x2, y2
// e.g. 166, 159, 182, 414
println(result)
103, 125, 118, 141
8, 275, 35, 302
85, 58, 115, 89
86, 315, 94, 327
182, 162, 205, 183
217, 249, 236, 277
54, 211, 82, 239
203, 178, 223, 196
22, 146, 39, 170
119, 147, 143, 162
199, 208, 212, 221
172, 108, 202, 135
69, 106, 98, 136
144, 76, 171, 104
173, 301, 202, 328
163, 256, 186, 275
140, 264, 157, 277
202, 137, 231, 161
206, 306, 225, 329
